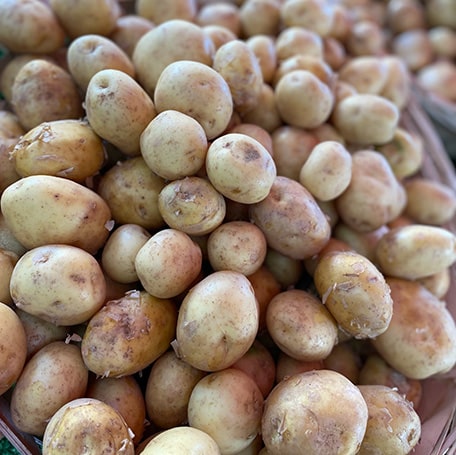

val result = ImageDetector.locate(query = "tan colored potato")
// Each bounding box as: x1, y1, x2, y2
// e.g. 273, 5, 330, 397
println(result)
335, 150, 406, 232
81, 290, 177, 377
338, 57, 388, 94
0, 138, 20, 194
101, 224, 151, 284
67, 34, 135, 92
85, 69, 157, 157
188, 368, 264, 454
10, 244, 106, 326
0, 0, 65, 54
375, 224, 456, 280
137, 0, 197, 24
358, 385, 421, 455
140, 110, 208, 180
345, 19, 385, 56
428, 26, 456, 59
386, 0, 426, 34
379, 55, 411, 110
323, 342, 361, 384
372, 278, 456, 379
154, 60, 233, 140
264, 248, 303, 289
0, 302, 27, 396
313, 250, 393, 339
42, 398, 134, 455
1, 175, 112, 254
0, 111, 25, 139
10, 341, 88, 436
275, 27, 323, 61
246, 35, 277, 84
239, 0, 281, 38
196, 2, 241, 35
11, 59, 84, 131
145, 350, 206, 429
392, 29, 434, 72
299, 141, 352, 201
11, 120, 105, 182
266, 289, 338, 361
262, 370, 368, 454
135, 229, 202, 299
0, 213, 26, 257
175, 271, 259, 372
418, 267, 451, 299
275, 70, 334, 129
49, 0, 121, 38
202, 24, 237, 49
228, 123, 273, 156
0, 248, 18, 305
249, 176, 331, 260
97, 156, 166, 230
275, 352, 324, 383
133, 20, 215, 95
158, 177, 226, 236
417, 60, 456, 102
426, 0, 456, 28
323, 36, 348, 71
205, 133, 276, 203
86, 375, 146, 445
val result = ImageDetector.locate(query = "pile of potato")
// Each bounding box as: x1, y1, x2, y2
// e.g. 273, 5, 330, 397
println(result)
0, 0, 456, 454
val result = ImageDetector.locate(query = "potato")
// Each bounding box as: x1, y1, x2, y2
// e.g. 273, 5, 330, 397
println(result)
358, 385, 421, 455
140, 110, 208, 180
375, 224, 456, 280
426, 0, 456, 28
379, 55, 411, 110
101, 224, 151, 284
323, 342, 361, 384
205, 133, 276, 204
331, 94, 399, 145
275, 352, 324, 383
11, 59, 84, 131
313, 250, 393, 339
246, 35, 277, 84
266, 289, 338, 361
372, 277, 456, 379
81, 290, 177, 377
261, 369, 368, 454
97, 156, 166, 230
136, 0, 197, 24
213, 40, 263, 114
418, 267, 451, 299
10, 244, 106, 326
42, 398, 134, 455
85, 69, 157, 157
132, 20, 215, 95
0, 302, 27, 396
386, 0, 426, 34
345, 19, 385, 56
335, 150, 406, 232
196, 3, 241, 35
11, 119, 106, 182
86, 375, 146, 444
135, 228, 202, 299
139, 426, 220, 455
416, 60, 456, 102
428, 26, 456, 59
0, 110, 25, 139
158, 176, 226, 236
10, 341, 88, 436
175, 271, 259, 371
264, 247, 303, 289
0, 0, 65, 54
249, 176, 331, 260
0, 213, 26, 257
49, 0, 121, 38
0, 138, 21, 194
67, 34, 135, 92
188, 368, 264, 454
275, 70, 334, 129
323, 36, 348, 71
228, 123, 273, 156
239, 0, 281, 38
0, 248, 18, 305
392, 29, 434, 72
298, 141, 352, 201
1, 175, 112, 254
338, 57, 388, 94
154, 60, 233, 140
145, 350, 206, 429
202, 24, 237, 50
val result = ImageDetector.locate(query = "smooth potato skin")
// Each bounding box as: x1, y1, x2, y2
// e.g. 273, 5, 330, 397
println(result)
0, 175, 112, 254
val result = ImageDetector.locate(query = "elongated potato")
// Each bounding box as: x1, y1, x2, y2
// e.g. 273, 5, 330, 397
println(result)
1, 175, 112, 254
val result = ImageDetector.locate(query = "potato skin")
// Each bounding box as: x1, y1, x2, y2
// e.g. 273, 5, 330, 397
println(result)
1, 175, 112, 254
81, 290, 177, 377
10, 341, 88, 437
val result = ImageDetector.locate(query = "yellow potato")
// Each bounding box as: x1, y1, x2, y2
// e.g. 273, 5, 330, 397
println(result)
338, 56, 388, 94
0, 213, 26, 257
85, 69, 157, 157
275, 27, 323, 61
246, 35, 277, 84
1, 175, 112, 254
0, 248, 18, 305
379, 55, 411, 110
0, 110, 25, 139
196, 2, 241, 35
0, 137, 20, 194
10, 244, 106, 326
136, 0, 197, 24
239, 0, 281, 38
264, 247, 304, 289
0, 302, 27, 396
202, 24, 237, 49
11, 120, 106, 182
392, 29, 434, 72
345, 19, 385, 56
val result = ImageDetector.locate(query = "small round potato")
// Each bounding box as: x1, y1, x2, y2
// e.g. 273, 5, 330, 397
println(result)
188, 368, 264, 454
239, 0, 281, 38
379, 55, 411, 110
175, 271, 259, 372
266, 289, 338, 361
205, 133, 276, 204
392, 29, 434, 72
158, 177, 226, 236
136, 0, 197, 24
261, 369, 368, 455
274, 27, 323, 61
196, 2, 241, 35
0, 302, 27, 396
10, 244, 107, 326
246, 35, 277, 84
0, 137, 23, 194
314, 250, 393, 339
42, 398, 134, 455
264, 248, 304, 289
153, 60, 233, 140
298, 141, 352, 201
275, 352, 325, 383
140, 110, 208, 180
85, 69, 157, 157
67, 34, 135, 92
0, 248, 18, 305
135, 229, 202, 299
11, 120, 106, 182
10, 341, 88, 437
